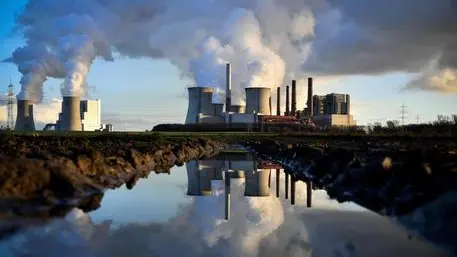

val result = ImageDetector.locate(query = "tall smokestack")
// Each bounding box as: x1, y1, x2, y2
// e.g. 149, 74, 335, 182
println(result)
308, 77, 313, 116
269, 97, 272, 115
15, 99, 36, 131
285, 85, 290, 116
60, 96, 82, 131
276, 87, 281, 116
225, 63, 232, 113
291, 80, 297, 115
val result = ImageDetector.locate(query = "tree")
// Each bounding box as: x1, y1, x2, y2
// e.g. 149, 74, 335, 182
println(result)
386, 120, 400, 129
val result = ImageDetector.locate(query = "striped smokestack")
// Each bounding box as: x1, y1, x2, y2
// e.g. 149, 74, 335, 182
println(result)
285, 85, 290, 116
291, 80, 297, 115
225, 63, 231, 113
276, 87, 281, 116
307, 77, 313, 116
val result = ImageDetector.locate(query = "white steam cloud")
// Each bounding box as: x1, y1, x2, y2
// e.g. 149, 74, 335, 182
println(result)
7, 0, 457, 105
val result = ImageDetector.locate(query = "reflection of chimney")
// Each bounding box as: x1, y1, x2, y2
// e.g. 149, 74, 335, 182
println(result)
15, 99, 36, 131
60, 96, 82, 131
306, 180, 312, 208
308, 78, 313, 116
276, 87, 281, 116
226, 63, 232, 113
291, 80, 297, 115
291, 176, 296, 205
276, 169, 280, 198
244, 170, 271, 197
285, 173, 289, 199
285, 86, 290, 116
225, 172, 231, 220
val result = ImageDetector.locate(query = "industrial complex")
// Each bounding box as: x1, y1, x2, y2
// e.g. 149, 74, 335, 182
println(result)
7, 62, 355, 132
13, 96, 112, 132
185, 63, 356, 130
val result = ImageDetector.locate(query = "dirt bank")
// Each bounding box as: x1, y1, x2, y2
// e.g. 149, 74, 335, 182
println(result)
246, 138, 457, 216
0, 134, 225, 206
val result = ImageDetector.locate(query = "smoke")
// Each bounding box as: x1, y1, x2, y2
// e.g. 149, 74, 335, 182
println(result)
10, 0, 457, 107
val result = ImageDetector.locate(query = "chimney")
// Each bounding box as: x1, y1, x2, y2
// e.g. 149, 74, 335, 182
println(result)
307, 77, 314, 116
225, 63, 232, 113
291, 80, 297, 115
285, 85, 290, 116
269, 97, 272, 115
60, 96, 82, 131
276, 87, 281, 116
245, 87, 271, 114
15, 99, 36, 131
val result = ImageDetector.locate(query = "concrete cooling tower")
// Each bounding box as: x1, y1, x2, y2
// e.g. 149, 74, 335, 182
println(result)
15, 99, 36, 131
60, 96, 83, 131
230, 105, 245, 114
244, 169, 271, 197
245, 87, 271, 115
185, 87, 214, 124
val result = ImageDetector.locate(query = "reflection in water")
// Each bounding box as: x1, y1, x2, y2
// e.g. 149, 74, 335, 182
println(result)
0, 151, 448, 257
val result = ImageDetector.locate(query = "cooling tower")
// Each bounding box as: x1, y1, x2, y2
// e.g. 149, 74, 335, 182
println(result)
186, 161, 212, 196
15, 99, 36, 131
185, 87, 214, 124
226, 63, 232, 113
308, 77, 314, 116
285, 85, 290, 116
291, 80, 297, 115
60, 96, 82, 131
245, 87, 271, 115
276, 87, 281, 116
244, 169, 271, 197
230, 105, 245, 113
213, 103, 224, 116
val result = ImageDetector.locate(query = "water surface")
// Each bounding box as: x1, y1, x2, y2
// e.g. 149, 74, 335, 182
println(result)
0, 151, 447, 257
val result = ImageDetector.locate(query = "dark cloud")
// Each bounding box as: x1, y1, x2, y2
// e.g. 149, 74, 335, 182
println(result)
304, 0, 457, 93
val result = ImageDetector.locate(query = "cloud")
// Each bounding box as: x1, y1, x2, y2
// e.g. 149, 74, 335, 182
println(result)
304, 0, 457, 93
404, 56, 457, 93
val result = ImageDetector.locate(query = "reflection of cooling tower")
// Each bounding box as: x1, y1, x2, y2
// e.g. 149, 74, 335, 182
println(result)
244, 169, 271, 197
213, 103, 224, 116
186, 161, 212, 196
230, 105, 245, 113
245, 87, 271, 114
60, 96, 82, 131
185, 87, 214, 124
15, 100, 36, 131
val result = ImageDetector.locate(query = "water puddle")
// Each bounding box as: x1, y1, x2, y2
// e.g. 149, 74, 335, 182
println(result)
0, 151, 447, 257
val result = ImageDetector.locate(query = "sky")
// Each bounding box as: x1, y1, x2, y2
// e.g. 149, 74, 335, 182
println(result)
0, 0, 456, 131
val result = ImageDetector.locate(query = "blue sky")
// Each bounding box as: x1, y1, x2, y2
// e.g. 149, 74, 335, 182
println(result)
0, 1, 456, 130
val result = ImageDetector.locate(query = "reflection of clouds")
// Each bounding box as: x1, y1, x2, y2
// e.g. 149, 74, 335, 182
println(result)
2, 167, 447, 257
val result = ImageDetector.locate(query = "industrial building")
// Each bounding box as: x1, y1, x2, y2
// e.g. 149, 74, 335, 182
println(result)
311, 93, 356, 126
185, 63, 356, 129
53, 99, 111, 131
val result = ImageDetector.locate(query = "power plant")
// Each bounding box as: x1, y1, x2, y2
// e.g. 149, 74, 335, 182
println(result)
185, 63, 356, 129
